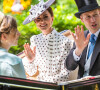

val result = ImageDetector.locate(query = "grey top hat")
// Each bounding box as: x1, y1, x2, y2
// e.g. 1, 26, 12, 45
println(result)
75, 0, 100, 18
23, 0, 55, 25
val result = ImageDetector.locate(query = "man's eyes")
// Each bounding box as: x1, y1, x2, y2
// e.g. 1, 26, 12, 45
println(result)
85, 14, 99, 19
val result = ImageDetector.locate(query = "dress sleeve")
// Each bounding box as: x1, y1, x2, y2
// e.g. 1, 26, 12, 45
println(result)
0, 62, 13, 77
0, 59, 26, 79
53, 39, 72, 83
22, 57, 38, 77
53, 59, 70, 83
22, 36, 38, 79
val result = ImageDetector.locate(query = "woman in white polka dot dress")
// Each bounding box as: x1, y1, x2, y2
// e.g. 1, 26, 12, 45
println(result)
22, 0, 73, 83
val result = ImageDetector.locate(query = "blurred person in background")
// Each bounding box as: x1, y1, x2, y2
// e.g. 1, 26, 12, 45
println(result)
11, 0, 24, 13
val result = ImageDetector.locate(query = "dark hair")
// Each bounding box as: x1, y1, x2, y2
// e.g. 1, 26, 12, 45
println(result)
47, 7, 54, 17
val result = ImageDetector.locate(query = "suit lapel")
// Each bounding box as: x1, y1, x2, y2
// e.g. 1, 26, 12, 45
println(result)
89, 32, 100, 71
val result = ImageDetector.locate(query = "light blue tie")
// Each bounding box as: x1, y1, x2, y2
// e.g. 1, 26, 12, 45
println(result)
87, 34, 96, 59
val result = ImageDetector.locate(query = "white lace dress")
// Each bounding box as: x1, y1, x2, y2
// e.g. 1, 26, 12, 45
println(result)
22, 29, 72, 83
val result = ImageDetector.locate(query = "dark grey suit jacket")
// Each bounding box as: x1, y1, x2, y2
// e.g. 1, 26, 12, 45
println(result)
65, 30, 100, 78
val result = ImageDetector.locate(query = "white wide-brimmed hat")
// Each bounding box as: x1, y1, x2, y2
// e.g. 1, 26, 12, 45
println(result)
23, 0, 55, 25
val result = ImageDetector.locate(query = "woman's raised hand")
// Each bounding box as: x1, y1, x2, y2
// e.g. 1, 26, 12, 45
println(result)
24, 43, 36, 63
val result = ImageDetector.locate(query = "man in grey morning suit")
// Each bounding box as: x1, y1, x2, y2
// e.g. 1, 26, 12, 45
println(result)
65, 0, 100, 79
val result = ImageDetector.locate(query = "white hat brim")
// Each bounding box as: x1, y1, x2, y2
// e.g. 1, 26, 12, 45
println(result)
23, 0, 55, 25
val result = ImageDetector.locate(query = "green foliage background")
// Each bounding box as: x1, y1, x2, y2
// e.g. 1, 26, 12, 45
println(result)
0, 0, 100, 54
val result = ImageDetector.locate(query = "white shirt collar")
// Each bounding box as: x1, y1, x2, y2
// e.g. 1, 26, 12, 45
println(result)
89, 29, 100, 38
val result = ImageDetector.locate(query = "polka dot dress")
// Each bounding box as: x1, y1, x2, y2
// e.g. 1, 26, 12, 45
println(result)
23, 29, 72, 83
